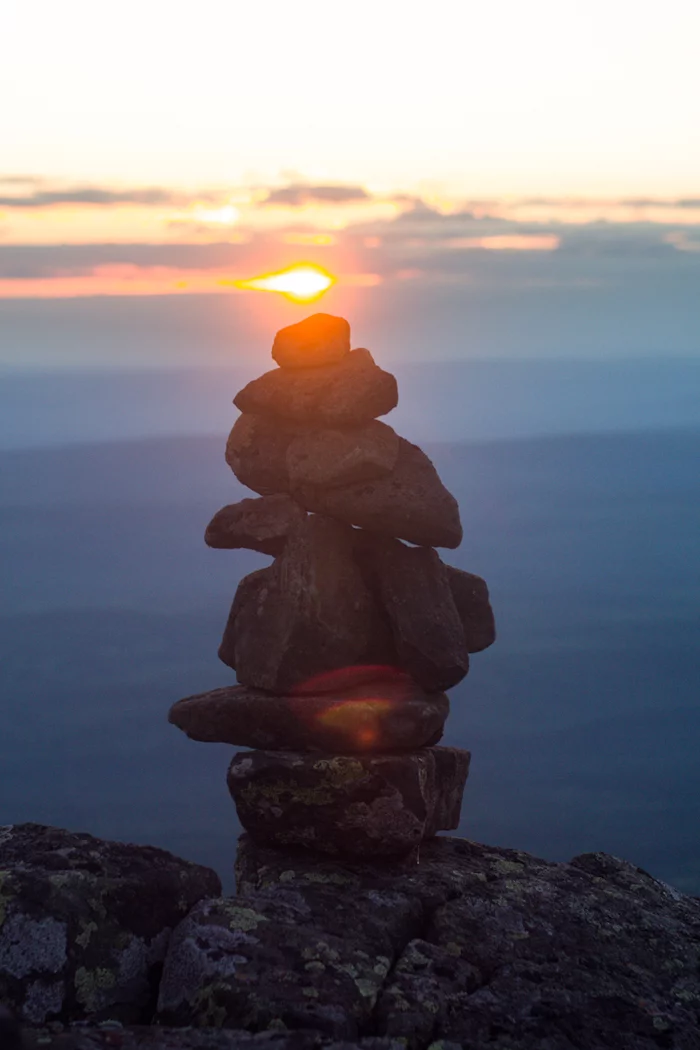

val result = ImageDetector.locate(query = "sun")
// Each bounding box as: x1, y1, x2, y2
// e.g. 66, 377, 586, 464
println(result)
234, 263, 335, 303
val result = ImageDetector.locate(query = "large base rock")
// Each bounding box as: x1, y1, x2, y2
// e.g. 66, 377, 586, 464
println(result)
0, 824, 220, 1025
169, 675, 449, 752
156, 835, 700, 1047
226, 747, 470, 858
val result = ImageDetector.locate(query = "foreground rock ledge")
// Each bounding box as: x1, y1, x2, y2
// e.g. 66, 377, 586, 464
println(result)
158, 835, 700, 1049
0, 824, 220, 1026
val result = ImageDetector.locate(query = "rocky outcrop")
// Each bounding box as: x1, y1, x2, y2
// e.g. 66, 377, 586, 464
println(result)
23, 1025, 404, 1049
157, 835, 700, 1049
0, 824, 220, 1026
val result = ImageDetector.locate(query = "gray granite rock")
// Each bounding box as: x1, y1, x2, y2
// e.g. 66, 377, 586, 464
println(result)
169, 676, 448, 753
298, 439, 462, 549
227, 748, 470, 858
234, 350, 398, 428
232, 837, 700, 1050
225, 414, 298, 496
205, 495, 306, 555
0, 824, 220, 1025
357, 536, 469, 691
286, 421, 399, 490
218, 516, 391, 693
272, 314, 350, 369
446, 566, 496, 653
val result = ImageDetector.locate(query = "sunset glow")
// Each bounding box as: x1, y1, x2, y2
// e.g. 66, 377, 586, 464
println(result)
234, 263, 336, 302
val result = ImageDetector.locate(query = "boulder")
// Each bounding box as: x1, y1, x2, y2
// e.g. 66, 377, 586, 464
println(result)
205, 495, 306, 555
0, 824, 220, 1025
226, 747, 470, 858
446, 565, 496, 652
235, 836, 700, 1050
272, 313, 351, 369
169, 677, 449, 753
218, 516, 391, 692
225, 414, 297, 495
286, 421, 399, 490
356, 537, 469, 691
234, 349, 398, 428
298, 439, 462, 549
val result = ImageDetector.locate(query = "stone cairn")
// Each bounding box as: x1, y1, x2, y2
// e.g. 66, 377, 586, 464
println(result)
169, 313, 496, 859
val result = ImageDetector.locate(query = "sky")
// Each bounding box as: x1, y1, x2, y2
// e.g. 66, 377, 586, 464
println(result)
1, 0, 699, 355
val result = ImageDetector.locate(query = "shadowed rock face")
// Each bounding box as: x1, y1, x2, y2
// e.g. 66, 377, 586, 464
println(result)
169, 679, 449, 752
356, 535, 470, 691
219, 516, 392, 693
286, 421, 399, 490
23, 1029, 405, 1049
226, 748, 470, 857
446, 566, 496, 653
0, 824, 220, 1026
154, 836, 700, 1048
234, 349, 398, 428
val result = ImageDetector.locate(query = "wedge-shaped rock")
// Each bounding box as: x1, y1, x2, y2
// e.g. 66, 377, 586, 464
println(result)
234, 348, 398, 427
272, 312, 350, 369
227, 747, 470, 857
299, 438, 463, 549
219, 515, 391, 692
205, 494, 305, 555
225, 413, 297, 495
169, 675, 448, 752
287, 419, 399, 489
446, 566, 496, 652
357, 535, 469, 691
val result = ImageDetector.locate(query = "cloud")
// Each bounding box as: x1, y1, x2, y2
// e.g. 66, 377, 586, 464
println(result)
263, 184, 370, 206
0, 185, 203, 208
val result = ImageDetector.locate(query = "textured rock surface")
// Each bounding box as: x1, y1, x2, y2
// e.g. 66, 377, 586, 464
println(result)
446, 566, 496, 653
225, 414, 298, 495
298, 439, 462, 549
169, 678, 448, 753
358, 537, 469, 691
23, 1025, 404, 1049
0, 824, 220, 1025
227, 748, 470, 857
205, 496, 306, 555
286, 421, 399, 490
233, 836, 700, 1049
234, 350, 398, 428
219, 516, 390, 692
272, 313, 350, 369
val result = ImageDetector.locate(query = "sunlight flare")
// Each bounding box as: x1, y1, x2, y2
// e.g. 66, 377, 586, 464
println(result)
234, 263, 335, 302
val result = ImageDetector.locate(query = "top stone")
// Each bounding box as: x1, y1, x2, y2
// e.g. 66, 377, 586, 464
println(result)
272, 312, 350, 369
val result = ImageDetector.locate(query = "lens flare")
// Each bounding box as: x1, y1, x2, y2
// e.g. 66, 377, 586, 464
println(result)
235, 263, 335, 303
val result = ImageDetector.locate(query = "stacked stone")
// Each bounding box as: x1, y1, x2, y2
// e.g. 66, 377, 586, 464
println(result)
169, 313, 495, 859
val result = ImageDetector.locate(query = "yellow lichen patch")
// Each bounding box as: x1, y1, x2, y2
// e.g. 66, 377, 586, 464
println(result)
218, 902, 269, 932
312, 756, 366, 787
75, 920, 98, 949
74, 966, 116, 1011
192, 982, 230, 1027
